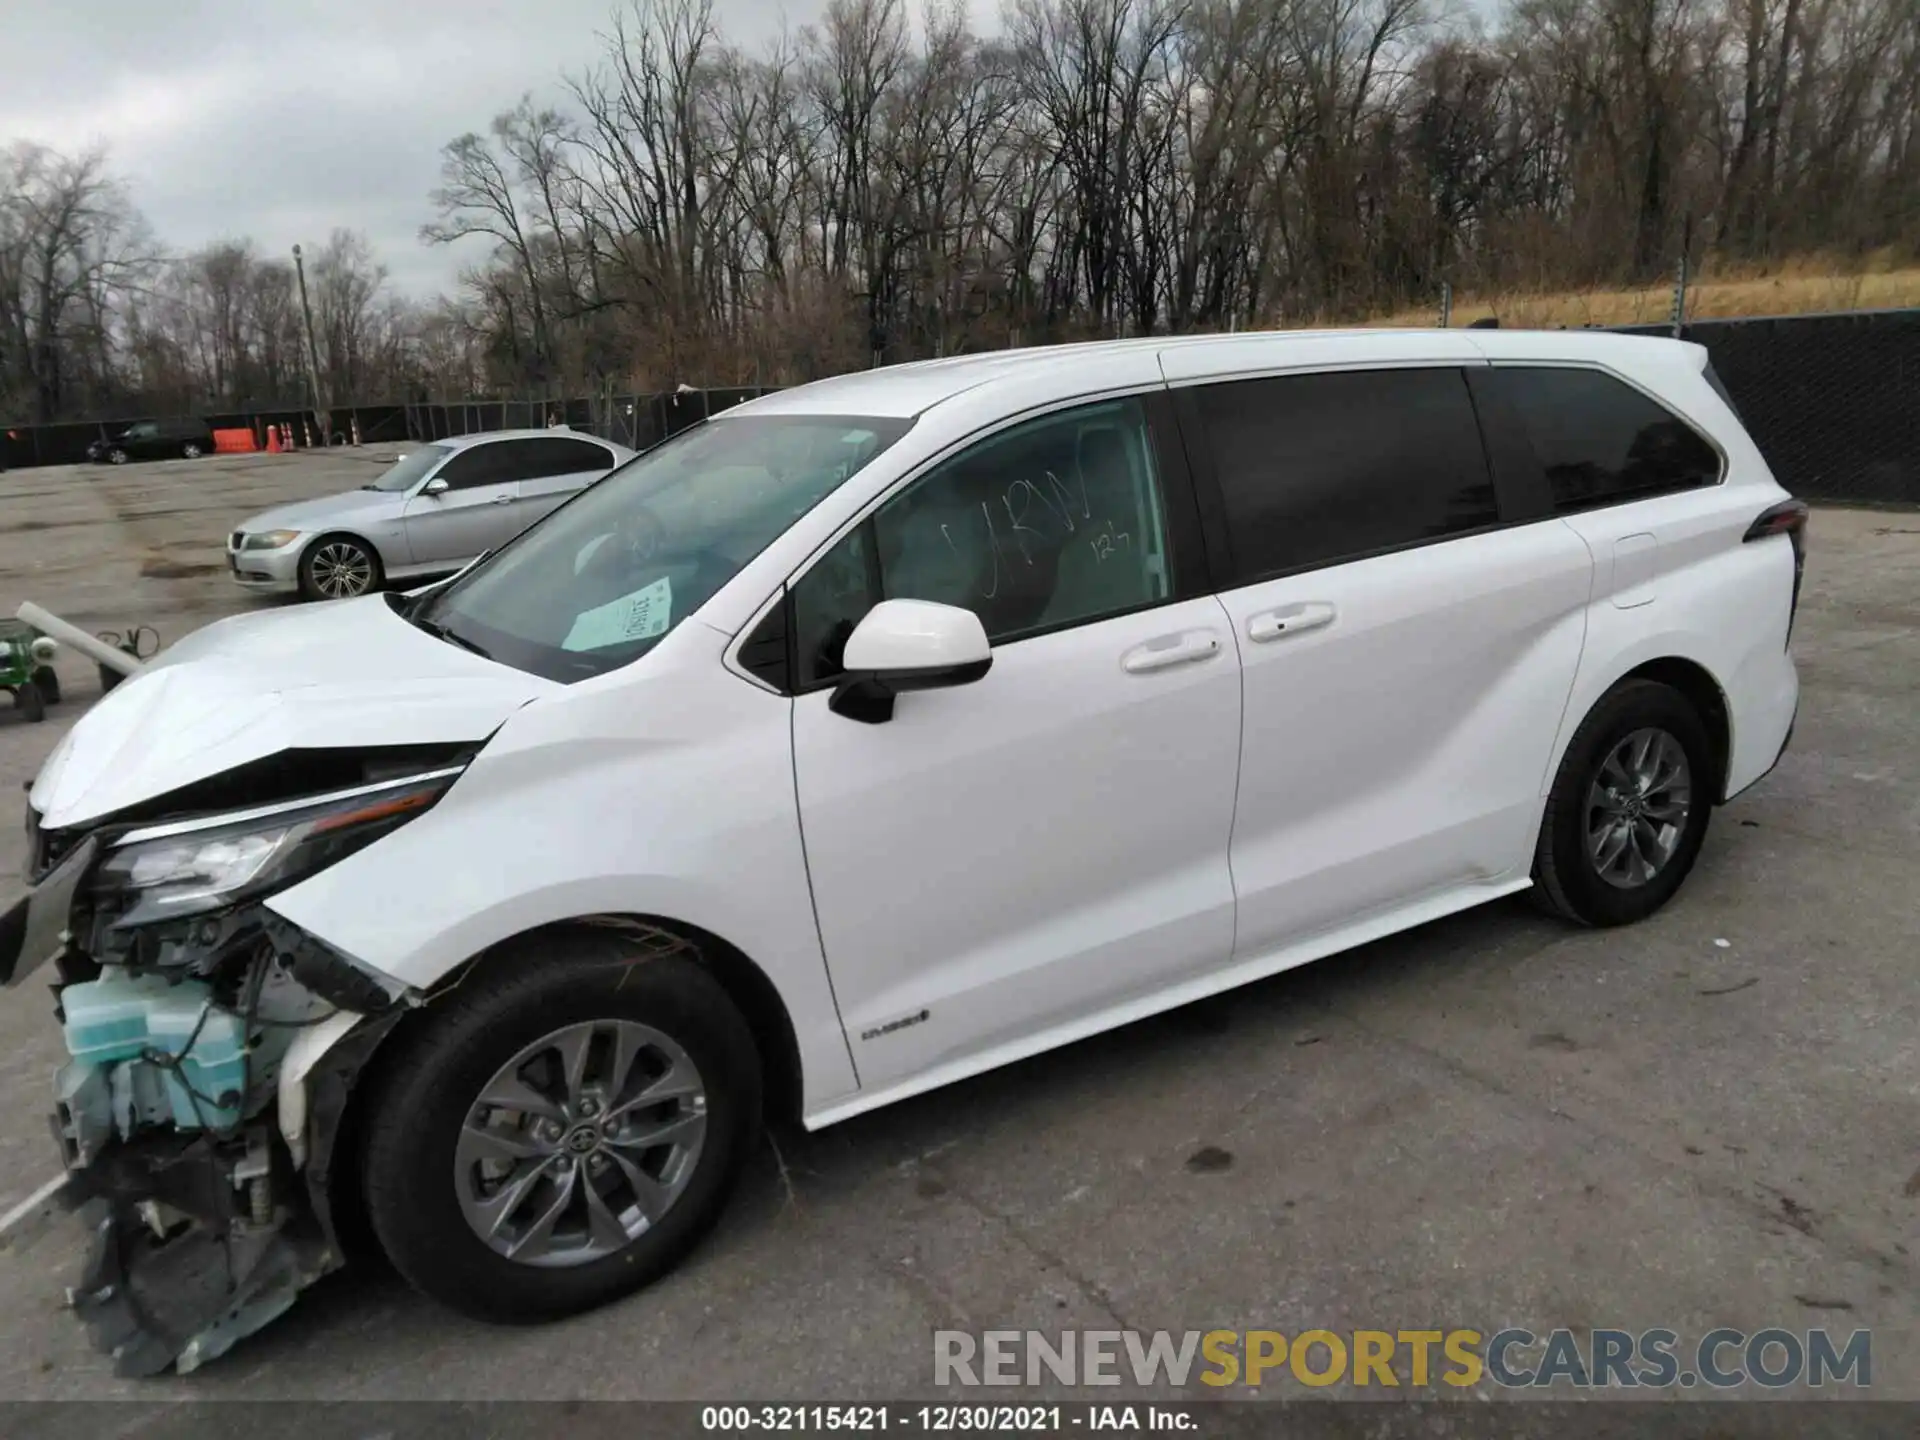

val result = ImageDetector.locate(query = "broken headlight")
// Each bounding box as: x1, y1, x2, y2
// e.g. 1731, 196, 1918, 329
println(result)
97, 767, 463, 926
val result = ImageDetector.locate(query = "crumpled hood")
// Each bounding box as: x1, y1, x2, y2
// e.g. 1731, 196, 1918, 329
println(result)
237, 489, 406, 534
30, 596, 556, 830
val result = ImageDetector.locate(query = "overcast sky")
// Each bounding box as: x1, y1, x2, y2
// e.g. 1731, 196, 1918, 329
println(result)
2, 0, 819, 298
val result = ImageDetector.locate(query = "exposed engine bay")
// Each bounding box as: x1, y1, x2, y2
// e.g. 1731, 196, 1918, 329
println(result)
6, 744, 475, 1376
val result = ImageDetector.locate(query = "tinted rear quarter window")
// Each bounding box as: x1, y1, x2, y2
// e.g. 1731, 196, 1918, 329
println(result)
1703, 363, 1744, 423
1194, 367, 1499, 582
514, 437, 615, 477
1489, 366, 1722, 514
544, 437, 615, 475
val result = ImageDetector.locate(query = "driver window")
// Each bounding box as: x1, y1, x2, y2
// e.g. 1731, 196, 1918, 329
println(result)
791, 397, 1173, 689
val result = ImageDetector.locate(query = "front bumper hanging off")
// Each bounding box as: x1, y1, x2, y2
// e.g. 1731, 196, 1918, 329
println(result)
64, 1125, 330, 1377
3, 851, 412, 1375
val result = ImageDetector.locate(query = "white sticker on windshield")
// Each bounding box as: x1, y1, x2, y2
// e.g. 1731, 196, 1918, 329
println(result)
562, 576, 673, 651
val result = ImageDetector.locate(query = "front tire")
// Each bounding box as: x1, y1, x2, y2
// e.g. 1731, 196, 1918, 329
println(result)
30, 666, 59, 705
298, 535, 383, 600
13, 681, 45, 722
360, 931, 761, 1325
1532, 678, 1715, 927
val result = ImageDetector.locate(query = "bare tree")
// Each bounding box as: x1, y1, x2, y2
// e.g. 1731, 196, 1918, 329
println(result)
14, 0, 1920, 425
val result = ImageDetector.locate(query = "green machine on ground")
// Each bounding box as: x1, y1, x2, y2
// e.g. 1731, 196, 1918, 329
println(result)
1, 618, 61, 722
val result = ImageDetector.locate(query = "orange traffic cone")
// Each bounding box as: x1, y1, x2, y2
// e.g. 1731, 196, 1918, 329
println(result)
266, 424, 281, 454
283, 423, 295, 450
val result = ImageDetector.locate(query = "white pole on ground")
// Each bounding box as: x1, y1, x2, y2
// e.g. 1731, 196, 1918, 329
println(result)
0, 1174, 71, 1254
16, 603, 145, 676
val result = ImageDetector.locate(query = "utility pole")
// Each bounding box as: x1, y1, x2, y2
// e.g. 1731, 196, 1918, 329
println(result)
292, 244, 330, 440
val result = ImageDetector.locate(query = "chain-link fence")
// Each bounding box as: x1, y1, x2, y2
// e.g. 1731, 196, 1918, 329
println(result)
4, 314, 1916, 504
0, 407, 383, 469
399, 388, 775, 452
0, 389, 782, 469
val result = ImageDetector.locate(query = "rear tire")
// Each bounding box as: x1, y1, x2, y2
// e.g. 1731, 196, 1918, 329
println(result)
360, 931, 761, 1325
13, 681, 45, 723
1531, 678, 1715, 927
30, 666, 59, 705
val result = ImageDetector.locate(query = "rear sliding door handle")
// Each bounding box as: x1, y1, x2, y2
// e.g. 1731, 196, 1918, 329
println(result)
1247, 602, 1336, 643
491, 493, 516, 504
1122, 630, 1223, 674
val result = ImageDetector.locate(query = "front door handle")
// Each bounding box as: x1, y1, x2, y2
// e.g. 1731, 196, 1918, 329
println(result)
1247, 602, 1336, 643
1122, 630, 1223, 674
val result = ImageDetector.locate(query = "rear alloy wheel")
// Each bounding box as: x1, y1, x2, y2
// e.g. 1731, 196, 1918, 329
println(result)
299, 536, 382, 601
1532, 679, 1715, 927
360, 934, 761, 1324
108, 448, 128, 465
182, 442, 203, 459
1585, 728, 1692, 889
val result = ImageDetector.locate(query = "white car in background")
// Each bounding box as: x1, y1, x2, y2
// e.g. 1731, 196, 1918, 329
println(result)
9, 328, 1803, 1374
226, 428, 637, 600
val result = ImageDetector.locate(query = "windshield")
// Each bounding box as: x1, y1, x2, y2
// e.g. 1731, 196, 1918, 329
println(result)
365, 445, 452, 492
412, 414, 912, 682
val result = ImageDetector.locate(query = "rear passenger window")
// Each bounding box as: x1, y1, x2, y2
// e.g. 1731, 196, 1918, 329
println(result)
1489, 366, 1721, 513
1193, 367, 1498, 582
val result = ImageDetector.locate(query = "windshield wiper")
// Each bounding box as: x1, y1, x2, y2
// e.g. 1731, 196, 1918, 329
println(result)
411, 614, 492, 660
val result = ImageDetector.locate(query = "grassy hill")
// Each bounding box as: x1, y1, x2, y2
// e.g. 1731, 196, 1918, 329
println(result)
1352, 254, 1920, 330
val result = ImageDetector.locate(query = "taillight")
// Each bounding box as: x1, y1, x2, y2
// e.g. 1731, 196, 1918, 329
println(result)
1743, 499, 1808, 639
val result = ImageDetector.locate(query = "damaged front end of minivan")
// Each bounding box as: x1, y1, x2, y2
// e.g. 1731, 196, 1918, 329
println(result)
2, 745, 475, 1376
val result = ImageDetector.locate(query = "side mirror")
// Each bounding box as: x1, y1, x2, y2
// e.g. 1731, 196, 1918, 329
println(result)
422, 476, 450, 496
829, 599, 992, 724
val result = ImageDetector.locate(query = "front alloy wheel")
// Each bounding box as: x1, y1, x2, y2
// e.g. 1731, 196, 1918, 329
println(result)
300, 537, 380, 600
455, 1020, 708, 1267
360, 935, 761, 1324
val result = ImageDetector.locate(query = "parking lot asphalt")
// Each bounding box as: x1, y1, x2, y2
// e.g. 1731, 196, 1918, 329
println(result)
0, 451, 1914, 1402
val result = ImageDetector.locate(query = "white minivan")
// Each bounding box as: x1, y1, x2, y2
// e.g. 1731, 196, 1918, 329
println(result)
5, 329, 1804, 1374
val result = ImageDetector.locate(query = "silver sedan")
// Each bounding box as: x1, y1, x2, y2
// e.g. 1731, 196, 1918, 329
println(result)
227, 429, 637, 601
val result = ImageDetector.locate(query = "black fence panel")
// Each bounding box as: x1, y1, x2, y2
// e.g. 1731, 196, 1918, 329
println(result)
705, 386, 767, 416
343, 405, 409, 445
5, 328, 1914, 505
3, 421, 107, 468
1663, 308, 1917, 504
